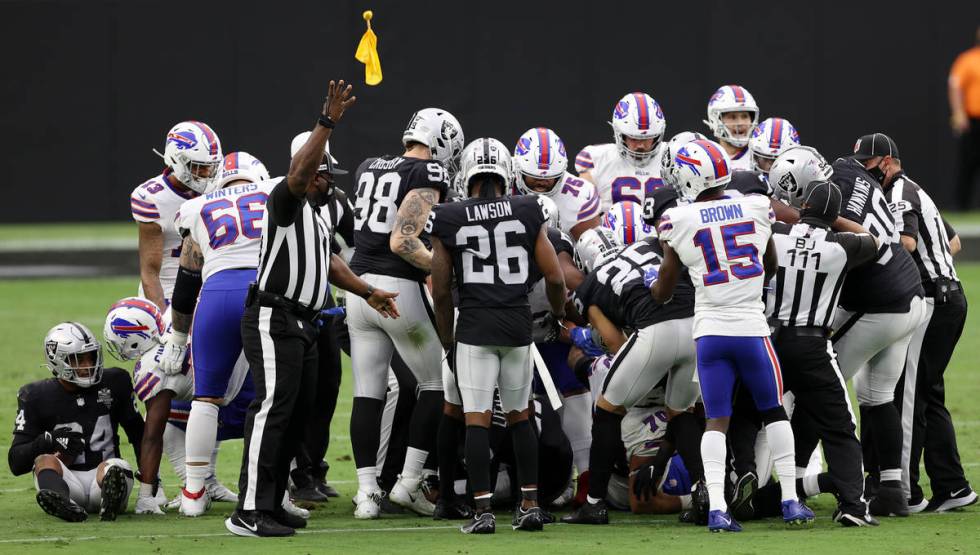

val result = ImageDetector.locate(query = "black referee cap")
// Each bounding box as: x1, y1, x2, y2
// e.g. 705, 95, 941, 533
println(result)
851, 132, 900, 161
800, 180, 842, 223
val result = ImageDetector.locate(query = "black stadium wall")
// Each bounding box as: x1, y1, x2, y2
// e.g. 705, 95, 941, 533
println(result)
2, 0, 979, 223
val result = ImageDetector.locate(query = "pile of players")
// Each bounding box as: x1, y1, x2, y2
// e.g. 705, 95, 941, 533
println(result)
10, 83, 975, 535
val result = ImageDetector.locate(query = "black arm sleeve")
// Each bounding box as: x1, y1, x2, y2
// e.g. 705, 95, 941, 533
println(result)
8, 390, 53, 475
835, 232, 879, 270
268, 177, 305, 227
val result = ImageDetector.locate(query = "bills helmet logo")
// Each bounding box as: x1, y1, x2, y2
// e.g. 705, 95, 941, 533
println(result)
653, 100, 664, 119
110, 317, 152, 339
675, 147, 702, 176
516, 137, 532, 156
614, 100, 630, 120
709, 89, 725, 105
751, 123, 765, 138
167, 131, 197, 150
789, 127, 800, 144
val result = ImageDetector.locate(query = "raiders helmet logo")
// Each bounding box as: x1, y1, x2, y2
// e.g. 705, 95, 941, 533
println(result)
45, 340, 59, 361
441, 120, 459, 141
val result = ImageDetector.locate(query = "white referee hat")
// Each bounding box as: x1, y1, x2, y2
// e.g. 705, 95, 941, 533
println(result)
290, 132, 347, 175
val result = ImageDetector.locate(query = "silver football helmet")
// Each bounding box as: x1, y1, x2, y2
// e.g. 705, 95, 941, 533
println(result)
574, 227, 623, 274
768, 145, 833, 208
43, 322, 103, 387
402, 108, 465, 178
460, 138, 512, 197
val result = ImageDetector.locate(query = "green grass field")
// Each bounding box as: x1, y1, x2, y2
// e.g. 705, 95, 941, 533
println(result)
0, 271, 977, 554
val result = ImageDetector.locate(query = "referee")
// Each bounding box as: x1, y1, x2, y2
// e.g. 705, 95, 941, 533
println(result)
226, 80, 400, 538
766, 180, 879, 526
878, 139, 977, 512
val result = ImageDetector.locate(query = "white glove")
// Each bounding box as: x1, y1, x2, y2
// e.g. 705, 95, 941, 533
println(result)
159, 331, 189, 376
135, 482, 167, 515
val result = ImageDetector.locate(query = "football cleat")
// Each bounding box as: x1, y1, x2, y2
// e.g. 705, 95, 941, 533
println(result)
708, 510, 742, 532
179, 486, 212, 517
908, 497, 928, 513
282, 494, 310, 520
290, 468, 329, 503
389, 475, 435, 516
781, 499, 815, 526
271, 507, 307, 529
869, 484, 910, 517
729, 472, 758, 522
560, 499, 609, 525
926, 486, 978, 512
36, 489, 87, 522
205, 478, 239, 503
691, 481, 710, 525
225, 510, 295, 537
433, 498, 474, 520
352, 490, 385, 519
512, 506, 545, 531
460, 511, 496, 534
551, 481, 574, 508
318, 480, 341, 498
833, 509, 879, 527
99, 464, 130, 521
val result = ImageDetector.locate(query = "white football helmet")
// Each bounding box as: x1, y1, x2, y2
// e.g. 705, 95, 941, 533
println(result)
104, 297, 166, 361
610, 92, 667, 168
602, 201, 655, 245
574, 227, 624, 273
513, 127, 568, 197
537, 195, 560, 229
44, 322, 104, 388
403, 108, 465, 178
671, 139, 733, 201
660, 131, 708, 190
158, 121, 223, 194
704, 85, 759, 148
768, 145, 834, 208
749, 118, 801, 174
460, 138, 512, 196
216, 152, 271, 188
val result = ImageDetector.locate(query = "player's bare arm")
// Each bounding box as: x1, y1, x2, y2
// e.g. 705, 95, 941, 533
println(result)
328, 253, 399, 318
429, 237, 455, 350
586, 305, 627, 354
570, 216, 601, 242
763, 236, 778, 281
771, 198, 799, 224
651, 241, 681, 304
950, 234, 962, 256
534, 224, 567, 319
286, 80, 356, 199
137, 222, 166, 309
170, 236, 204, 334
832, 216, 870, 235
390, 187, 440, 271
137, 390, 173, 487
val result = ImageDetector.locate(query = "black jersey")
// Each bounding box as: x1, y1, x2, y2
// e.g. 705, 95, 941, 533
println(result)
8, 368, 143, 474
350, 155, 450, 282
573, 239, 694, 330
643, 170, 769, 226
430, 195, 546, 346
831, 158, 923, 312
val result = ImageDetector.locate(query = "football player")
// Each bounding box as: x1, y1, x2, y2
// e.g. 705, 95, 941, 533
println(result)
703, 85, 759, 171
748, 117, 801, 177
8, 323, 143, 522
429, 137, 567, 533
652, 139, 812, 531
601, 201, 655, 245
576, 92, 667, 211
347, 108, 464, 518
512, 127, 601, 240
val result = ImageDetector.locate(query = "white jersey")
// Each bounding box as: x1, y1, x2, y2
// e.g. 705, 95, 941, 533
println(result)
574, 143, 663, 211
658, 194, 774, 338
724, 145, 753, 171
131, 171, 201, 300
175, 180, 278, 282
550, 173, 601, 236
133, 342, 193, 403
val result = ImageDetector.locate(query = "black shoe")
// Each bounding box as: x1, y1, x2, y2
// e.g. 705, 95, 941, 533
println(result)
272, 507, 308, 529
678, 508, 696, 524
539, 508, 556, 524
926, 486, 978, 512
317, 481, 340, 498
560, 499, 609, 524
869, 484, 910, 517
433, 498, 474, 520
833, 509, 879, 527
460, 511, 496, 534
729, 472, 758, 522
292, 484, 330, 503
99, 465, 131, 521
225, 509, 296, 537
378, 492, 405, 514
691, 481, 710, 526
512, 506, 544, 531
36, 490, 87, 522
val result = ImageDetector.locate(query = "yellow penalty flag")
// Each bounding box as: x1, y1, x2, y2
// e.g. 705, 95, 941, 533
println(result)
355, 10, 382, 86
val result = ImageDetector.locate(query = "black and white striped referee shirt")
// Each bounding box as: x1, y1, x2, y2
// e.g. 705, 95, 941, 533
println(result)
767, 221, 878, 328
255, 177, 334, 310
887, 172, 959, 285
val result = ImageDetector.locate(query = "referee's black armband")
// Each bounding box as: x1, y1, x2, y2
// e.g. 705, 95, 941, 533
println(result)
172, 266, 203, 314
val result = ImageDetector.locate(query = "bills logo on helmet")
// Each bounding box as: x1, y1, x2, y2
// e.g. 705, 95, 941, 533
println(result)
709, 90, 724, 105
751, 123, 765, 139
675, 146, 702, 176
516, 137, 532, 156
167, 131, 197, 150
109, 317, 152, 339
614, 100, 630, 120
653, 100, 664, 119
789, 127, 800, 143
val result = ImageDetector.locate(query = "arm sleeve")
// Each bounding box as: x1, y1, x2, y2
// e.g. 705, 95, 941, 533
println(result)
268, 177, 304, 227
835, 232, 879, 270
8, 389, 51, 475
574, 147, 595, 174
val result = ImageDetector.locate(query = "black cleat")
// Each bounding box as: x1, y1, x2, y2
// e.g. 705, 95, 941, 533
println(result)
560, 499, 609, 524
539, 507, 556, 524
291, 484, 329, 503
691, 481, 710, 526
833, 509, 879, 527
225, 509, 296, 537
318, 481, 340, 498
99, 465, 130, 521
729, 472, 758, 522
926, 486, 978, 512
271, 507, 307, 529
36, 490, 87, 522
869, 484, 910, 517
512, 506, 544, 531
678, 508, 696, 524
460, 511, 496, 534
433, 498, 474, 520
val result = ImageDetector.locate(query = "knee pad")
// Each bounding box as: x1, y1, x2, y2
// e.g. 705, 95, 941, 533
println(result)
759, 406, 788, 426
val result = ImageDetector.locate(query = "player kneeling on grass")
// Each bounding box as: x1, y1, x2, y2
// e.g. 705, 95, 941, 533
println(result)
7, 322, 143, 522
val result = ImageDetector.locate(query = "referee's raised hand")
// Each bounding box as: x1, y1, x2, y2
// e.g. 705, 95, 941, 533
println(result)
322, 79, 356, 124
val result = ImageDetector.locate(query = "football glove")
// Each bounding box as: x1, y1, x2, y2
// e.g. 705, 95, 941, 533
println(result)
643, 266, 660, 289
48, 428, 86, 459
135, 490, 166, 515
631, 461, 665, 501
570, 326, 605, 358
158, 331, 188, 376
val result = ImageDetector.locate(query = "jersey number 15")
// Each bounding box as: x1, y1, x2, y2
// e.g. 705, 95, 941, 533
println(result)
693, 222, 763, 286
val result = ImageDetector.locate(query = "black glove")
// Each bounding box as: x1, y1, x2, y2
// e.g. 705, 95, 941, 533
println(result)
631, 461, 665, 501
48, 427, 87, 459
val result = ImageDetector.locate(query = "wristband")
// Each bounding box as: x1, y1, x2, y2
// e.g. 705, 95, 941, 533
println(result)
317, 114, 336, 129
361, 284, 375, 299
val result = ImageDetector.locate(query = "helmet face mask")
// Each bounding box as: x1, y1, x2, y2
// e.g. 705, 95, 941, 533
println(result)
610, 92, 667, 168
44, 322, 104, 388
704, 85, 760, 148
162, 121, 223, 194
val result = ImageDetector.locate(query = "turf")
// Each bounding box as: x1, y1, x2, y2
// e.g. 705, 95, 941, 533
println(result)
0, 272, 977, 554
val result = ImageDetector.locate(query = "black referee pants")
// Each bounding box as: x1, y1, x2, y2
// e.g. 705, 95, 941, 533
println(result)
238, 303, 319, 512
898, 289, 970, 501
774, 332, 866, 515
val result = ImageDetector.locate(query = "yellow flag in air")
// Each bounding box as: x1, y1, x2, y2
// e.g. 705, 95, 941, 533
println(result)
355, 10, 382, 86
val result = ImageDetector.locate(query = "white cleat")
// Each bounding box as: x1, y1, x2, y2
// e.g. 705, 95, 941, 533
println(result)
352, 490, 384, 520
283, 494, 310, 520
179, 487, 212, 517
206, 479, 239, 503
389, 475, 436, 516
